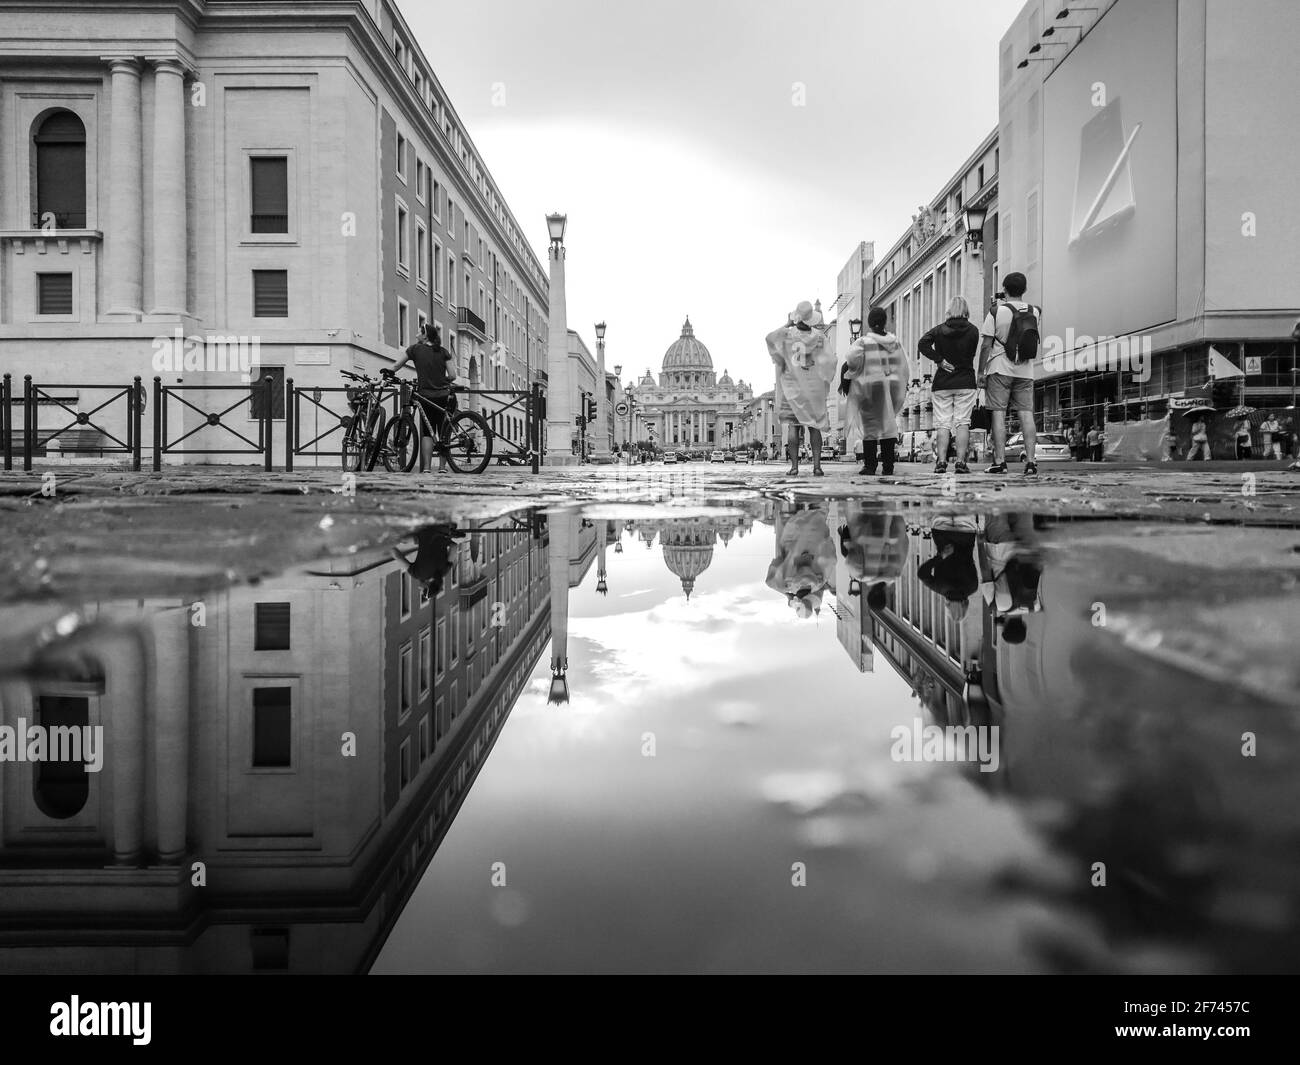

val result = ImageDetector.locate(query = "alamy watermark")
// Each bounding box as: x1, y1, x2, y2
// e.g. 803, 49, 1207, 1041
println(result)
890, 717, 1000, 774
0, 719, 104, 772
151, 328, 262, 381
1040, 329, 1152, 383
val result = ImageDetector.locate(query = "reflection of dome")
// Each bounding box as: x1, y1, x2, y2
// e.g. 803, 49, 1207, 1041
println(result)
661, 317, 713, 372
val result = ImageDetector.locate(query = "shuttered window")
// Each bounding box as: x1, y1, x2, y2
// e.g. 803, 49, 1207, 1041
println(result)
252, 269, 288, 317
252, 687, 291, 767
254, 602, 290, 649
37, 273, 73, 315
250, 157, 288, 233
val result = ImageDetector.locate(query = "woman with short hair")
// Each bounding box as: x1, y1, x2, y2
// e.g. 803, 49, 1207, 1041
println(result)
917, 296, 981, 474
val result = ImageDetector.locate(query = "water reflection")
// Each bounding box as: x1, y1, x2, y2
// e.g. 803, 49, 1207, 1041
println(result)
1, 502, 1297, 973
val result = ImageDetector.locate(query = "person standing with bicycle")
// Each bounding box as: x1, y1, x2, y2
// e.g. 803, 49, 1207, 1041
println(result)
389, 322, 455, 474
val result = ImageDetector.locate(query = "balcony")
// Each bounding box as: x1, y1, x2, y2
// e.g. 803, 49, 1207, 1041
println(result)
457, 306, 487, 340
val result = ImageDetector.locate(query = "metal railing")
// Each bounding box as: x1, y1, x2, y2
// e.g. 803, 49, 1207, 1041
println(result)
13, 375, 143, 472
286, 379, 400, 470
153, 374, 277, 472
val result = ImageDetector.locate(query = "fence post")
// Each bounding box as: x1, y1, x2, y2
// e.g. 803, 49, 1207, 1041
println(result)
131, 376, 142, 471
263, 374, 274, 473
285, 377, 295, 473
531, 382, 542, 474
1, 373, 10, 472
23, 375, 33, 472
153, 376, 162, 471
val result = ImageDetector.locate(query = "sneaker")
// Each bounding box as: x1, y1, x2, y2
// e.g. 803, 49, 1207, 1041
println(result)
1024, 461, 1039, 476
882, 465, 895, 477
934, 460, 948, 474
984, 461, 1007, 474
858, 465, 877, 476
955, 462, 970, 475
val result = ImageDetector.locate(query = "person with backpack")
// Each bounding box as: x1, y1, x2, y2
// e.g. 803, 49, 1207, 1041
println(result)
917, 295, 980, 475
975, 272, 1041, 475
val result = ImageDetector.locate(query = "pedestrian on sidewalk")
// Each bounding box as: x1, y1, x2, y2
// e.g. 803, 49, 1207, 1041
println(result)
1260, 414, 1283, 459
767, 300, 836, 477
839, 306, 910, 476
918, 296, 980, 475
976, 272, 1043, 476
1188, 416, 1212, 461
1087, 424, 1104, 462
1234, 417, 1253, 459
1067, 422, 1085, 462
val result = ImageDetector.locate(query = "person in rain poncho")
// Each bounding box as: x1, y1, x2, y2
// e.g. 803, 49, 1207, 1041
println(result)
837, 502, 909, 610
766, 300, 838, 477
839, 306, 910, 476
766, 503, 837, 619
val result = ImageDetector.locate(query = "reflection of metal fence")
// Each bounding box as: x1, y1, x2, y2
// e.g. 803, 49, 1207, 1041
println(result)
153, 375, 276, 472
286, 380, 400, 470
17, 375, 143, 472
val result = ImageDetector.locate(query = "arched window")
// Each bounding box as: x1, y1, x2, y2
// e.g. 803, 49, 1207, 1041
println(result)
33, 695, 90, 819
33, 110, 86, 229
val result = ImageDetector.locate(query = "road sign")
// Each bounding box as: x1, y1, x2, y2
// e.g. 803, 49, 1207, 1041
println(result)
1245, 357, 1262, 375
615, 401, 629, 416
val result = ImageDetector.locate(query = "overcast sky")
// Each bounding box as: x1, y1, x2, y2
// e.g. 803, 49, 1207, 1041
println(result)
402, 0, 1026, 390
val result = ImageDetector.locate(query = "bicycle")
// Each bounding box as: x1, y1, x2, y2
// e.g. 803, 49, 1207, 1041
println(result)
339, 369, 390, 471
375, 371, 494, 474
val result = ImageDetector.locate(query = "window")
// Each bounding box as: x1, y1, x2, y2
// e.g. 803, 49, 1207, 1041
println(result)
250, 156, 288, 233
448, 256, 456, 305
249, 365, 285, 420
450, 607, 459, 662
419, 628, 431, 696
415, 158, 426, 202
252, 270, 288, 317
395, 131, 406, 180
399, 643, 413, 717
252, 687, 292, 767
254, 602, 290, 650
400, 570, 411, 618
446, 197, 454, 234
393, 35, 404, 65
977, 164, 985, 188
436, 619, 446, 678
400, 738, 412, 789
432, 179, 442, 221
435, 695, 446, 741
417, 309, 427, 339
419, 715, 430, 762
416, 220, 427, 287
433, 240, 443, 297
37, 273, 73, 315
33, 695, 89, 818
397, 297, 409, 347
33, 110, 86, 228
396, 201, 409, 272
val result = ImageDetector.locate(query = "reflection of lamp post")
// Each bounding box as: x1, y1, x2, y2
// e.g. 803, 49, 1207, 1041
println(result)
544, 213, 577, 465
547, 509, 575, 703
593, 320, 610, 460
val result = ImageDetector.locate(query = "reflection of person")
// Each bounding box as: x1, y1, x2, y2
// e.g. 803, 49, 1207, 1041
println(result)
980, 513, 1042, 646
766, 504, 837, 618
1188, 417, 1211, 461
918, 517, 980, 622
840, 306, 910, 476
390, 524, 462, 596
767, 301, 837, 477
838, 504, 909, 610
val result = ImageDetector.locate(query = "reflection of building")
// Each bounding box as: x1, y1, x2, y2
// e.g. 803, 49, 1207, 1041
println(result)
625, 515, 753, 599
868, 131, 998, 434
0, 518, 552, 974
630, 319, 754, 448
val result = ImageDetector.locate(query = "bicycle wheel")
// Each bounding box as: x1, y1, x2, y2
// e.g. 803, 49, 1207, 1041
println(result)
444, 410, 493, 474
341, 419, 365, 471
379, 414, 419, 473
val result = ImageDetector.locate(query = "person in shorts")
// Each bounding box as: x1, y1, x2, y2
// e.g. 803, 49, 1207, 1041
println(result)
976, 272, 1040, 475
918, 295, 980, 475
389, 322, 456, 473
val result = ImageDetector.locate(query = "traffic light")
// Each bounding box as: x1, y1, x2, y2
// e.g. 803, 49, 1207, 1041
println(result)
586, 398, 598, 422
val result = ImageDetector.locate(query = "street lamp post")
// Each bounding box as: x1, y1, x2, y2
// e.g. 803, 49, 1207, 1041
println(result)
544, 212, 578, 466
593, 321, 610, 460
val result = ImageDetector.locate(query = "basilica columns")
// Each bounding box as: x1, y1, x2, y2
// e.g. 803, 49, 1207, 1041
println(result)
103, 57, 144, 320
147, 57, 189, 318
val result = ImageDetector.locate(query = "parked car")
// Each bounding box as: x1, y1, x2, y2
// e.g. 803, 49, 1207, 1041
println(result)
820, 445, 837, 462
664, 451, 678, 464
724, 450, 737, 462
1007, 432, 1072, 462
710, 450, 725, 463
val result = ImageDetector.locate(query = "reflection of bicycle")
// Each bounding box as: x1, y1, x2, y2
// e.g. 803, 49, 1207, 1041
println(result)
339, 369, 390, 472
376, 371, 493, 474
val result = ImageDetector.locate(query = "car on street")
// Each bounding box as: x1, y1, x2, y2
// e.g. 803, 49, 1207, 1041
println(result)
724, 451, 737, 462
710, 450, 725, 463
820, 446, 837, 462
664, 451, 677, 464
1007, 432, 1073, 462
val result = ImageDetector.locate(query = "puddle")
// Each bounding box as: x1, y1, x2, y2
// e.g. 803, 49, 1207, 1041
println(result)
1, 500, 1298, 973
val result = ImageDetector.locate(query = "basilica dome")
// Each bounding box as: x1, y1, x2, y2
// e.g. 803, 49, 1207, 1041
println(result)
661, 317, 713, 372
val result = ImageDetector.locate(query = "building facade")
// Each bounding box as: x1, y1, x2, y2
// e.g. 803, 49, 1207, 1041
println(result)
627, 318, 753, 450
868, 129, 999, 435
0, 0, 548, 464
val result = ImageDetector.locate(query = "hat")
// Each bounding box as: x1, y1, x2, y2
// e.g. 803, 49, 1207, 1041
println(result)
790, 300, 822, 327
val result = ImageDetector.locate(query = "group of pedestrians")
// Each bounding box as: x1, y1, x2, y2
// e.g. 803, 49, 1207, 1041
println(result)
768, 272, 1044, 478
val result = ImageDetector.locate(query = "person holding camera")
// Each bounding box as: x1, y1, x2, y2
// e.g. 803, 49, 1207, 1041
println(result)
976, 272, 1042, 475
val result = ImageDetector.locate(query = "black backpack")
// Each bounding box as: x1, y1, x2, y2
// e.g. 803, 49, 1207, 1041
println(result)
996, 301, 1041, 365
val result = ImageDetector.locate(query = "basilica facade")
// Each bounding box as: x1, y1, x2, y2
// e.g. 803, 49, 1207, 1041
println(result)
630, 318, 754, 449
